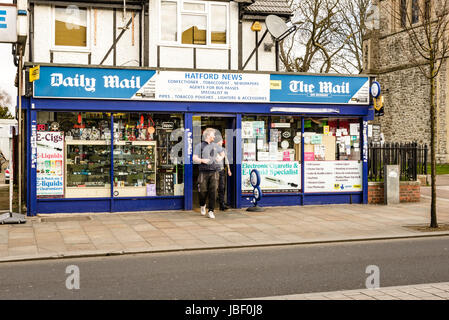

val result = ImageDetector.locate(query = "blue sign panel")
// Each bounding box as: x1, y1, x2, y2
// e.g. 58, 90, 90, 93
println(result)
34, 66, 370, 105
34, 66, 157, 100
269, 74, 370, 105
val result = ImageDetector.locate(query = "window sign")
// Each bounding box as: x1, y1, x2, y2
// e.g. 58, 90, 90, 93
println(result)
242, 161, 301, 193
304, 161, 362, 193
36, 131, 65, 198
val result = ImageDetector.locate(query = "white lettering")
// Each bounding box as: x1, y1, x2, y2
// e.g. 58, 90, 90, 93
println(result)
49, 73, 96, 92
319, 81, 350, 94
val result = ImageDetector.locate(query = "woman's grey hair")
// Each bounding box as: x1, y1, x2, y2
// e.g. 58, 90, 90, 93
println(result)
202, 128, 216, 140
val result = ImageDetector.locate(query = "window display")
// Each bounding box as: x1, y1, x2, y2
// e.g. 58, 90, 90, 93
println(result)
113, 141, 157, 197
37, 112, 111, 198
241, 116, 302, 193
303, 118, 360, 161
113, 113, 184, 197
36, 111, 185, 199
66, 141, 111, 198
303, 118, 363, 193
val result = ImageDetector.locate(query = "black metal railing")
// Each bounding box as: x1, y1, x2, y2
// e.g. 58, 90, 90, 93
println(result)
368, 142, 428, 181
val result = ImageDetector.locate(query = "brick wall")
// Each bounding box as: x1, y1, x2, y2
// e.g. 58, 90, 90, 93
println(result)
368, 181, 421, 204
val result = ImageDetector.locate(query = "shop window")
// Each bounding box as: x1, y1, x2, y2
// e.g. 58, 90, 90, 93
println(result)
36, 112, 111, 199
303, 118, 363, 193
36, 112, 184, 200
303, 118, 361, 161
112, 113, 184, 197
160, 0, 228, 46
54, 6, 88, 47
241, 115, 302, 194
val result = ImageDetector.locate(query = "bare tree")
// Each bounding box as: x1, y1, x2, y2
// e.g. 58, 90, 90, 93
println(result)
334, 0, 372, 73
281, 0, 371, 74
280, 0, 345, 73
387, 0, 449, 228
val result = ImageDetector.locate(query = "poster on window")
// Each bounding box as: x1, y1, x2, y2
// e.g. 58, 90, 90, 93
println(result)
242, 161, 301, 193
304, 161, 362, 193
36, 131, 64, 198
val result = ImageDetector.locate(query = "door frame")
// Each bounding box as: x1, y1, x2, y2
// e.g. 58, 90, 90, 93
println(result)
189, 113, 237, 210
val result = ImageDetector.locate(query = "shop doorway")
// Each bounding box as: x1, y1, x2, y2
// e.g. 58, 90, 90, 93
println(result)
192, 115, 236, 210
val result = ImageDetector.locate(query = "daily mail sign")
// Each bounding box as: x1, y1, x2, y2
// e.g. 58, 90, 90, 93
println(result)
0, 4, 17, 43
33, 66, 370, 105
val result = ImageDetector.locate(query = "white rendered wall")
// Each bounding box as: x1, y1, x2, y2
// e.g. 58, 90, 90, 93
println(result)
31, 2, 277, 71
241, 20, 276, 72
32, 4, 140, 66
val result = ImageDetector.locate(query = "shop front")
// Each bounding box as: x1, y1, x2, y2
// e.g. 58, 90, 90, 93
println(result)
23, 64, 374, 215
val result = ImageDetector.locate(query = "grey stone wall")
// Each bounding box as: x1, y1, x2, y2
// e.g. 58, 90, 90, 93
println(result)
367, 0, 449, 163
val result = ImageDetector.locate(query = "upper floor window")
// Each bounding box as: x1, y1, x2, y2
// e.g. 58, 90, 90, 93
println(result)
54, 6, 89, 48
160, 0, 228, 46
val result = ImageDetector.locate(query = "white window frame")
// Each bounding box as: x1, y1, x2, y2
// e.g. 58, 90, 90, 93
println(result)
158, 0, 229, 48
51, 5, 91, 52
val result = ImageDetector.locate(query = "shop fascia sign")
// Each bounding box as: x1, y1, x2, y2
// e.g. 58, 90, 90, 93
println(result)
33, 66, 370, 105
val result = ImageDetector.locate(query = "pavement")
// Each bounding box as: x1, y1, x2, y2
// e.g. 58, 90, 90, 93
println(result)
254, 282, 449, 300
421, 174, 449, 201
1, 196, 449, 263
0, 174, 449, 264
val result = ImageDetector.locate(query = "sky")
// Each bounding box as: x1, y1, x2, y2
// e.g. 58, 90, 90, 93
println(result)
0, 0, 17, 116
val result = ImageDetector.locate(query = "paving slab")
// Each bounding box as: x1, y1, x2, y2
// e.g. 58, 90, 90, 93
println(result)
0, 199, 449, 263
251, 282, 449, 300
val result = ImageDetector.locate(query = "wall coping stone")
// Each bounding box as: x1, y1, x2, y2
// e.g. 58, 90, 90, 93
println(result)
368, 181, 420, 186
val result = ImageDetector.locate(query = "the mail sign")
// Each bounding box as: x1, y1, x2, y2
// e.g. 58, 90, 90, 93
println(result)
270, 74, 370, 105
0, 5, 17, 43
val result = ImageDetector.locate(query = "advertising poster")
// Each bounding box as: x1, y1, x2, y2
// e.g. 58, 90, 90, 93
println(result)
304, 161, 362, 193
242, 121, 254, 138
36, 131, 64, 197
242, 161, 301, 193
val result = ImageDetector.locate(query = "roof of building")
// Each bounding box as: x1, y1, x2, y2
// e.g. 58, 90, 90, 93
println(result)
243, 0, 293, 17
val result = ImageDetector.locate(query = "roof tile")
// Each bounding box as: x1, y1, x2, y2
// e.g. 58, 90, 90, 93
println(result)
244, 0, 293, 16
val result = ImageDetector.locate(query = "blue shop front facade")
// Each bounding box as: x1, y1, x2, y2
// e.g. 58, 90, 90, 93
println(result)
23, 64, 375, 215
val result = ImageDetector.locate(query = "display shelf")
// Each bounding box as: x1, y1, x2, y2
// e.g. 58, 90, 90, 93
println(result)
113, 141, 157, 197
66, 140, 110, 146
65, 140, 111, 198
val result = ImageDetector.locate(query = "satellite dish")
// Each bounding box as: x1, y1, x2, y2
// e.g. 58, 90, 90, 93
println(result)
265, 15, 296, 41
